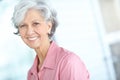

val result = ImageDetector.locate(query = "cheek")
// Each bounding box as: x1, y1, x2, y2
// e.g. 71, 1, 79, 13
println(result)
36, 27, 49, 35
20, 36, 26, 42
20, 35, 27, 42
19, 30, 25, 37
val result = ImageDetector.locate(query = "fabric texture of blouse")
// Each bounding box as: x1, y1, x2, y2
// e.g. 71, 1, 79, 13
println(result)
27, 41, 89, 80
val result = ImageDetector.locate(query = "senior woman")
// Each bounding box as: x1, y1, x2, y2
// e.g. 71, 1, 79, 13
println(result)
12, 0, 89, 80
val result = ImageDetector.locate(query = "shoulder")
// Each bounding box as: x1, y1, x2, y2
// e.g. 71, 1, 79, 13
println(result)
53, 42, 88, 71
58, 46, 80, 61
56, 45, 86, 69
58, 48, 90, 80
59, 48, 85, 67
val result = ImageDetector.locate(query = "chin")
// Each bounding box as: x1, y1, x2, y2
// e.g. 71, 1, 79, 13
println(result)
24, 40, 41, 49
27, 43, 40, 49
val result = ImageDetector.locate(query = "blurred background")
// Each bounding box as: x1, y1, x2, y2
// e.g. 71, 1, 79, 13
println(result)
0, 0, 120, 80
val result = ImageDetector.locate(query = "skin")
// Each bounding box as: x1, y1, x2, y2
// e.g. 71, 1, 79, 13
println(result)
18, 9, 52, 71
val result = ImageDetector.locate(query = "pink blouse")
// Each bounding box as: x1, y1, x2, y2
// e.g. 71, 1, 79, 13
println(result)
27, 41, 89, 80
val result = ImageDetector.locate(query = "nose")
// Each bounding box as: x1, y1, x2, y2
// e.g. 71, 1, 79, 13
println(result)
26, 26, 35, 36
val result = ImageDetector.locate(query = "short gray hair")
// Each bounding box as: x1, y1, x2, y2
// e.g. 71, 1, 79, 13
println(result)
12, 0, 58, 38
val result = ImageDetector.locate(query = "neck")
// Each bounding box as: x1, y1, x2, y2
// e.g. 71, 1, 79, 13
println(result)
35, 39, 51, 68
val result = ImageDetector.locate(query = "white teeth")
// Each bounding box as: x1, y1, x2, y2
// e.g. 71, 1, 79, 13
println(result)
28, 37, 38, 41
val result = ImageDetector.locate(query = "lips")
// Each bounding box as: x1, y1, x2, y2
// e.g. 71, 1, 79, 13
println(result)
27, 37, 38, 41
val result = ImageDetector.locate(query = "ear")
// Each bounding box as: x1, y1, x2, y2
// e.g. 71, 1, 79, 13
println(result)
47, 21, 52, 34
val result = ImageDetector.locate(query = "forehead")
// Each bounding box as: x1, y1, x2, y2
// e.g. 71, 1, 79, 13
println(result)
23, 8, 44, 22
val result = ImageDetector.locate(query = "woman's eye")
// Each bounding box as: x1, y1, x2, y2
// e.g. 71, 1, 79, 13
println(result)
19, 25, 26, 28
33, 22, 40, 26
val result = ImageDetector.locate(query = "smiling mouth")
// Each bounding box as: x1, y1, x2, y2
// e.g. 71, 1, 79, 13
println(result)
27, 37, 38, 41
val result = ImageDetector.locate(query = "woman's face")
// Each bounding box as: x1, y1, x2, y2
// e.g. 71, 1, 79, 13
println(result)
19, 9, 52, 49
